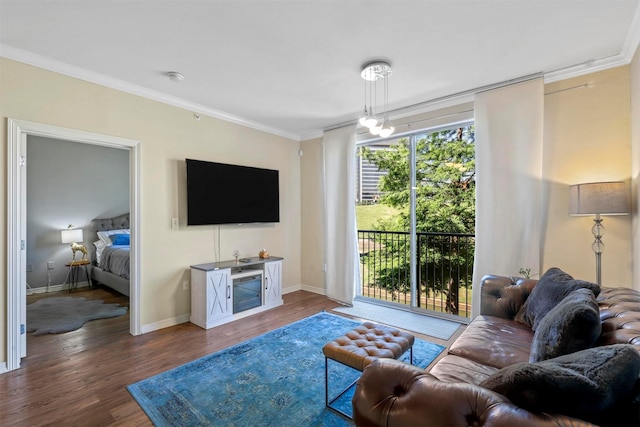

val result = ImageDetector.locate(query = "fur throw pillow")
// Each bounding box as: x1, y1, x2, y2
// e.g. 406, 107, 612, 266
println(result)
515, 267, 600, 330
480, 344, 640, 423
529, 288, 601, 362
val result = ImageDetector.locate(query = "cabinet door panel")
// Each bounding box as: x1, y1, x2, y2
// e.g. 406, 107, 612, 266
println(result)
264, 260, 282, 306
208, 269, 231, 318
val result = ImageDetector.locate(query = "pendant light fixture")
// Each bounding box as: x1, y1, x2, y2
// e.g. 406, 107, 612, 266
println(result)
359, 78, 377, 128
359, 60, 393, 137
378, 75, 395, 138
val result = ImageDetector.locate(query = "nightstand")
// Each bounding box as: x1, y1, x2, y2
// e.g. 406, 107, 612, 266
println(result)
65, 260, 92, 292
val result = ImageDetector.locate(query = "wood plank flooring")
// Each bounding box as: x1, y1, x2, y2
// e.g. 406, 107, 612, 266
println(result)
0, 287, 463, 426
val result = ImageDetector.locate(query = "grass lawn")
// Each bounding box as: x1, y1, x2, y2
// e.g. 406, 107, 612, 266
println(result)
356, 204, 400, 230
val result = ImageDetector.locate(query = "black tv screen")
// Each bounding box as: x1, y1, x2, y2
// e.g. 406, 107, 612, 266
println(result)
186, 159, 280, 225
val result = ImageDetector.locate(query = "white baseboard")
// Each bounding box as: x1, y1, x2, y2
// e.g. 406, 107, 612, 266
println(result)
282, 284, 326, 295
282, 284, 301, 294
300, 284, 326, 295
27, 281, 91, 295
0, 361, 8, 375
140, 313, 191, 334
139, 285, 327, 335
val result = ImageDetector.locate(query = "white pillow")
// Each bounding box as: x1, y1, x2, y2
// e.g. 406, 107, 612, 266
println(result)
93, 240, 106, 265
97, 229, 130, 246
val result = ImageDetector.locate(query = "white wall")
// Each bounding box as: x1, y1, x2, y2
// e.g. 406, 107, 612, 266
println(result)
26, 136, 129, 289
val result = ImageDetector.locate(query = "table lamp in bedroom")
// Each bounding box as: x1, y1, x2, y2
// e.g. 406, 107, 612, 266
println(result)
61, 225, 88, 262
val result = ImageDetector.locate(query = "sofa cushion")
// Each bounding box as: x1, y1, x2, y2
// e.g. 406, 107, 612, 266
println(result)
448, 315, 533, 369
428, 355, 499, 385
515, 267, 600, 331
529, 288, 601, 362
480, 344, 640, 423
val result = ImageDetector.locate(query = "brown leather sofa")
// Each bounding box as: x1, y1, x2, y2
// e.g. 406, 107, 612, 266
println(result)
352, 274, 640, 426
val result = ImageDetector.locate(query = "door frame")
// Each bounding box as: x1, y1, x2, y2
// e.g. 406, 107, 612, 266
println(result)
6, 118, 141, 372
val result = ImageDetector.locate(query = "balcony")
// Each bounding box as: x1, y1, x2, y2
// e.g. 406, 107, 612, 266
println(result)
358, 230, 475, 319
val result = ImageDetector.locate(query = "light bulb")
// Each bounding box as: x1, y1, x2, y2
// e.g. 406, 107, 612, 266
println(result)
363, 110, 378, 128
379, 121, 394, 138
369, 123, 382, 135
358, 106, 369, 127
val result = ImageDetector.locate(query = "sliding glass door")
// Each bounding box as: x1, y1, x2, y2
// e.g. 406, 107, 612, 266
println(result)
355, 123, 475, 319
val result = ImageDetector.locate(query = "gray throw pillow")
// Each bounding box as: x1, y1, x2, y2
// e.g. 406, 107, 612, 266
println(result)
480, 344, 640, 423
515, 267, 600, 330
529, 288, 601, 362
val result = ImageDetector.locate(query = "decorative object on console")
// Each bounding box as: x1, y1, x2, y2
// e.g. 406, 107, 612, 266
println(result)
61, 225, 87, 261
358, 60, 394, 138
259, 249, 269, 258
569, 181, 630, 285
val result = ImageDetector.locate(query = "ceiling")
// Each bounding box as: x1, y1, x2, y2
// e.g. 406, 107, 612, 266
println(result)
1, 0, 639, 141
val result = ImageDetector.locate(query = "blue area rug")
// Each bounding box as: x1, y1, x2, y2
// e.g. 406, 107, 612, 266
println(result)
128, 311, 445, 426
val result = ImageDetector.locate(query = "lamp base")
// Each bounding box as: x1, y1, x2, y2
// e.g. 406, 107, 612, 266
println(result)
592, 214, 603, 286
70, 242, 88, 261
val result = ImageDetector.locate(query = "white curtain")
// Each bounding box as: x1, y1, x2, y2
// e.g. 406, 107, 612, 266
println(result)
322, 124, 359, 304
472, 78, 545, 317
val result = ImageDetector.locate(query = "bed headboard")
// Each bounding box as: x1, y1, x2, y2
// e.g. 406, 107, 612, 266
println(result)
88, 213, 130, 264
92, 213, 130, 233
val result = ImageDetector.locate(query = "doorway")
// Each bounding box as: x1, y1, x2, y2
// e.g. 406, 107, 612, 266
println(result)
7, 119, 141, 372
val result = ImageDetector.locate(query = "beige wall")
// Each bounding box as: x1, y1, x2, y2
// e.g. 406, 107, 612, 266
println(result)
0, 58, 302, 364
632, 47, 640, 291
299, 137, 325, 293
542, 66, 632, 286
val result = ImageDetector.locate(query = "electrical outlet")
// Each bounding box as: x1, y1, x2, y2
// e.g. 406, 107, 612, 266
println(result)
47, 261, 55, 270
182, 280, 190, 290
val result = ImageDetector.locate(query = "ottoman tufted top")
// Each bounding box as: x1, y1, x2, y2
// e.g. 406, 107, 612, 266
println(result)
322, 322, 415, 371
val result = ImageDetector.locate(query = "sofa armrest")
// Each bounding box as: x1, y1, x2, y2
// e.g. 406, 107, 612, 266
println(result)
480, 274, 537, 319
352, 359, 595, 427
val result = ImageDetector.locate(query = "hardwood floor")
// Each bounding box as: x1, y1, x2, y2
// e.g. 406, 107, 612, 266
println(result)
1, 287, 463, 426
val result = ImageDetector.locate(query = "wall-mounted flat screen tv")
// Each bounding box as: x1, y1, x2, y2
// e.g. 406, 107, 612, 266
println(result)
186, 159, 280, 225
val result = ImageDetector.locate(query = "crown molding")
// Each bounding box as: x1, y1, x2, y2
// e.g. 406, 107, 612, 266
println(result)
0, 44, 302, 142
543, 53, 631, 83
545, 4, 640, 83
299, 130, 325, 141
622, 2, 640, 63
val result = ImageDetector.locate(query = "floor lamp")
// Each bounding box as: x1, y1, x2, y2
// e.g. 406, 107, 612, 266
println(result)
569, 181, 630, 286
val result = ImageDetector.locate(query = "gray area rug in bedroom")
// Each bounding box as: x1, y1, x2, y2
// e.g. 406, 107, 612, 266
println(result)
27, 296, 128, 335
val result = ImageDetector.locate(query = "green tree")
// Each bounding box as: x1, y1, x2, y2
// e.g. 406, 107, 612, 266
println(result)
360, 126, 475, 314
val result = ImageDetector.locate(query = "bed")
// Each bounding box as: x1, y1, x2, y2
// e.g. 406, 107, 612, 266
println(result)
89, 213, 130, 297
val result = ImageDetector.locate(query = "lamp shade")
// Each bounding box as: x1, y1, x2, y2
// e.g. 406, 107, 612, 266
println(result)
569, 181, 629, 216
61, 228, 83, 244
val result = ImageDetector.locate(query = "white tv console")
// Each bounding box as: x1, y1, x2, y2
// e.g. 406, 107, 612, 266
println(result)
190, 256, 283, 329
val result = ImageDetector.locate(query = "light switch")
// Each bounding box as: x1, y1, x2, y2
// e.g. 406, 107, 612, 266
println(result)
171, 218, 179, 229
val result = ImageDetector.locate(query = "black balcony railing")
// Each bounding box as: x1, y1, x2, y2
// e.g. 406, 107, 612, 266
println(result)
358, 230, 475, 319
